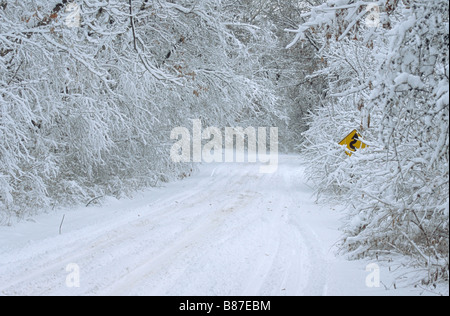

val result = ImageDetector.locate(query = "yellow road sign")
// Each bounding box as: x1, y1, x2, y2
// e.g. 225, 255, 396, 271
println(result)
339, 130, 367, 156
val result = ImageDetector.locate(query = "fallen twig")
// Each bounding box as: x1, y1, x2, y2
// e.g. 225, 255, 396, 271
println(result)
59, 214, 65, 235
86, 196, 104, 207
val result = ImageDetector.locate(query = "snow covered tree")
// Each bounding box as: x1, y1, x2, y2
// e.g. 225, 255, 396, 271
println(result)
290, 0, 449, 286
0, 0, 283, 222
227, 0, 327, 150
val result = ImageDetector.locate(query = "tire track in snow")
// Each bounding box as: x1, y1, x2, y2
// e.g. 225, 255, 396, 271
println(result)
105, 170, 266, 295
0, 168, 240, 295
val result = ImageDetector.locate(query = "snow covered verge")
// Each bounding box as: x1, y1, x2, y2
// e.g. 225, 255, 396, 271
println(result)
0, 157, 447, 296
289, 0, 449, 289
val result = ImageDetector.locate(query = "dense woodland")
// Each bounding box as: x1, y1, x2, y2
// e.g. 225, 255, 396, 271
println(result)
1, 1, 448, 286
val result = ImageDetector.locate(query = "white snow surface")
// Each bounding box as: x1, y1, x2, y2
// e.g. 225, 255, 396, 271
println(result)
0, 156, 442, 296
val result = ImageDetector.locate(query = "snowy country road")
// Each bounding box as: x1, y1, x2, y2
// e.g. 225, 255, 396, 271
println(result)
0, 156, 423, 296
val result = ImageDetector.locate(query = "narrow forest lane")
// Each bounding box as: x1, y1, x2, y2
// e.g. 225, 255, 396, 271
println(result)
0, 156, 423, 296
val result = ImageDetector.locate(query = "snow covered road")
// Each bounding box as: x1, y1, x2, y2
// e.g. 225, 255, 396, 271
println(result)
0, 156, 426, 296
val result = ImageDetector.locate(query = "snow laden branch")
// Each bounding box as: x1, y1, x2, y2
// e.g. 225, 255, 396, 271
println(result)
286, 0, 386, 49
128, 0, 183, 86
